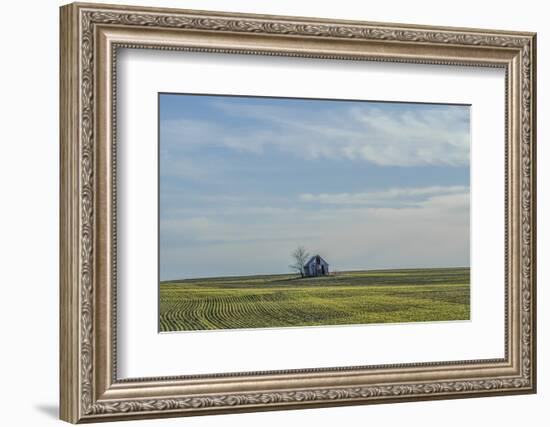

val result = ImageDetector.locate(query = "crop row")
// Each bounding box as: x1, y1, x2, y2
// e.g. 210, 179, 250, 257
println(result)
159, 284, 470, 332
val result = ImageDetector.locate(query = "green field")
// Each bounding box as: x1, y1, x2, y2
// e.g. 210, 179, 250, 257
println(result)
159, 267, 470, 332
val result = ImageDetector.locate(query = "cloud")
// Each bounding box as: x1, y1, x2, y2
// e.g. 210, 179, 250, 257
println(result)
160, 185, 469, 279
160, 101, 470, 167
300, 185, 467, 206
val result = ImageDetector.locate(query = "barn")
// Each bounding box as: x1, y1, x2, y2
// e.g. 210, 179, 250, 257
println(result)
304, 255, 329, 277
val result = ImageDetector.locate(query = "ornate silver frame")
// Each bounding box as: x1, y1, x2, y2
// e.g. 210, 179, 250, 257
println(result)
60, 2, 536, 423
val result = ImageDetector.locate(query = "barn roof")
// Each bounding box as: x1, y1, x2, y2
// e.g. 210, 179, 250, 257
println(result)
304, 255, 328, 267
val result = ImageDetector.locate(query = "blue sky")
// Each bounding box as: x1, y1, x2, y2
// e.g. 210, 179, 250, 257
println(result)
159, 94, 470, 280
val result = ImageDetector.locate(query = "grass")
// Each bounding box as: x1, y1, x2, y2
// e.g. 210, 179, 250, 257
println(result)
159, 267, 470, 332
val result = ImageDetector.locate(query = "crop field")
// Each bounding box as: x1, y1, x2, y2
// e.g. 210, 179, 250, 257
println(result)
159, 267, 470, 332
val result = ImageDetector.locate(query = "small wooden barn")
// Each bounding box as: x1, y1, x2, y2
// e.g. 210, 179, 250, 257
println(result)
304, 255, 329, 277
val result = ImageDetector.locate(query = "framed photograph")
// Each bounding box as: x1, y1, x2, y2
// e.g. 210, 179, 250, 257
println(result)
60, 2, 537, 423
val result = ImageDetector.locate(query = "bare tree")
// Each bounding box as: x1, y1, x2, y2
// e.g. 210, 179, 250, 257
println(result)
290, 246, 310, 277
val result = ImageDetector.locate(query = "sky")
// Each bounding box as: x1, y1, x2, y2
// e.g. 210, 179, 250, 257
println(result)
159, 93, 470, 280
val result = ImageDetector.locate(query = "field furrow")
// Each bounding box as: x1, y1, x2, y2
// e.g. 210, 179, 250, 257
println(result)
159, 267, 470, 332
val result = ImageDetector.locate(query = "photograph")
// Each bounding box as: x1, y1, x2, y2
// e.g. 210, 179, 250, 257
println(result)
158, 93, 471, 332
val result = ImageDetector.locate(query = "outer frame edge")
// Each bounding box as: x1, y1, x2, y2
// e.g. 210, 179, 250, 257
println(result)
60, 3, 81, 424
59, 2, 537, 423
